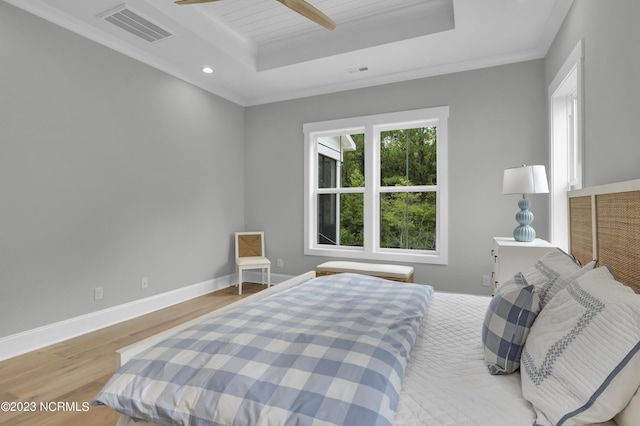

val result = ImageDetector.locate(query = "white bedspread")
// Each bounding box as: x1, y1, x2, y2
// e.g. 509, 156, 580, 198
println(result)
393, 291, 616, 426
394, 291, 535, 425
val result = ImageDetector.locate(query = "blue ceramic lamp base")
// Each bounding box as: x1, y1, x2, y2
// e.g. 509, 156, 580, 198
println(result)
513, 196, 536, 242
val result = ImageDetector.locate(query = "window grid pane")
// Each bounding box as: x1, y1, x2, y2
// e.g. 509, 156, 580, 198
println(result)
318, 193, 337, 245
339, 193, 364, 247
380, 192, 436, 250
317, 193, 363, 247
380, 127, 437, 187
341, 133, 365, 188
318, 154, 337, 189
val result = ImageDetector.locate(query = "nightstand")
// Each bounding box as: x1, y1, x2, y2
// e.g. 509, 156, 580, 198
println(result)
491, 237, 556, 294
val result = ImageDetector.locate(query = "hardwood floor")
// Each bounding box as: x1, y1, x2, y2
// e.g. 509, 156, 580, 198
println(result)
0, 283, 266, 426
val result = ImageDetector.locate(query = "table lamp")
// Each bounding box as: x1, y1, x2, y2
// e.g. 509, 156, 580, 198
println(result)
503, 165, 549, 242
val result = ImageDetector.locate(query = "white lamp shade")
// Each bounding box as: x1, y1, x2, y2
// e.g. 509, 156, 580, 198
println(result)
503, 165, 549, 195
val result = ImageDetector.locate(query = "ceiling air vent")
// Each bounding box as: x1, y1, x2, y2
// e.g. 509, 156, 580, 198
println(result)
98, 4, 173, 44
347, 66, 369, 74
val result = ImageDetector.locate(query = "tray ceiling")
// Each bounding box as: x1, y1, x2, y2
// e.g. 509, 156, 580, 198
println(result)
5, 0, 573, 106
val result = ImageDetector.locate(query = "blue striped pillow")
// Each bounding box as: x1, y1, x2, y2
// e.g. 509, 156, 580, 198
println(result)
521, 266, 640, 425
482, 273, 541, 375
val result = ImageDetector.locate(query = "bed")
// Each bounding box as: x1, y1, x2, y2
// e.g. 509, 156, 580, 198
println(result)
93, 179, 640, 426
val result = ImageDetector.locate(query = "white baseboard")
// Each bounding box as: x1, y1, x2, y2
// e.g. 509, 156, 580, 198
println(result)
241, 271, 292, 285
0, 275, 237, 362
0, 272, 295, 362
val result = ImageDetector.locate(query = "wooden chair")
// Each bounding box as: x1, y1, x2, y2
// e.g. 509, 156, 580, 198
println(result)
235, 231, 271, 295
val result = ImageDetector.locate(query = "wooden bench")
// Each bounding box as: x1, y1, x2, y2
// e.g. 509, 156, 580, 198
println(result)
315, 261, 414, 283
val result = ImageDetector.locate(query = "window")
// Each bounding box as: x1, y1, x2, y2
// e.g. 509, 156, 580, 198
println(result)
549, 40, 584, 250
303, 107, 449, 264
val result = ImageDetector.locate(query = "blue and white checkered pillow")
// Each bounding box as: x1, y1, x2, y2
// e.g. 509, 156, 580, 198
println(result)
482, 273, 541, 375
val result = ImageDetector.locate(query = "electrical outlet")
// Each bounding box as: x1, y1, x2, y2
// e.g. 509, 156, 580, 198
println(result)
94, 287, 103, 300
141, 276, 149, 289
482, 275, 491, 287
277, 258, 284, 268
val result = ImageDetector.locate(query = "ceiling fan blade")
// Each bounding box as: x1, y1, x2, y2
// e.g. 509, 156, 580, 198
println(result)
175, 0, 223, 5
276, 0, 336, 31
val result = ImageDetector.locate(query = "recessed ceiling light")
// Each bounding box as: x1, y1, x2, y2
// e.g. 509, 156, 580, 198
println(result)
202, 66, 214, 74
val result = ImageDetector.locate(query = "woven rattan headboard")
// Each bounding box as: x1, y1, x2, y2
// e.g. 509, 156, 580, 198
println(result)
568, 179, 640, 293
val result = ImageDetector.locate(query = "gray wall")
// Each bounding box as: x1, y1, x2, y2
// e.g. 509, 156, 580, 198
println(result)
245, 61, 548, 294
545, 0, 640, 186
0, 3, 245, 337
5, 0, 639, 338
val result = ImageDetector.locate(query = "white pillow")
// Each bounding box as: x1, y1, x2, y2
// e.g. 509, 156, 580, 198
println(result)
521, 266, 640, 425
520, 248, 595, 308
616, 386, 640, 426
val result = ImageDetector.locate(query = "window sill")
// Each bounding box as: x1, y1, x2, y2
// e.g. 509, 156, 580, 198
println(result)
305, 246, 447, 265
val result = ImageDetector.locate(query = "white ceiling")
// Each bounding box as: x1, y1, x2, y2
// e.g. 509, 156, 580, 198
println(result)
6, 0, 573, 106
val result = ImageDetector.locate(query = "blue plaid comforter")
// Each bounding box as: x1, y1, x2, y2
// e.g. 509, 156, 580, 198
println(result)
93, 273, 434, 426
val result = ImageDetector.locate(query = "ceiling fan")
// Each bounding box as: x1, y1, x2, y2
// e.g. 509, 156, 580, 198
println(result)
174, 0, 337, 31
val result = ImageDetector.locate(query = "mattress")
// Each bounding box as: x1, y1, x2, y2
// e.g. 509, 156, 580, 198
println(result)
394, 291, 534, 425
114, 288, 617, 426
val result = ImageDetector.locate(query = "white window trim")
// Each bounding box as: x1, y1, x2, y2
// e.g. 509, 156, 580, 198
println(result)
303, 107, 449, 265
549, 39, 584, 250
